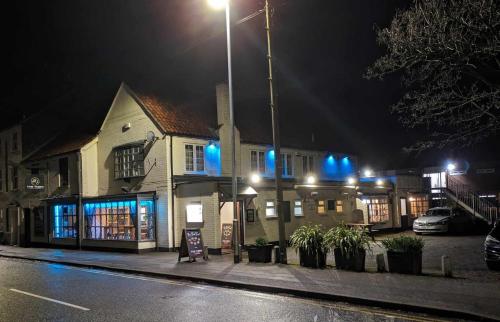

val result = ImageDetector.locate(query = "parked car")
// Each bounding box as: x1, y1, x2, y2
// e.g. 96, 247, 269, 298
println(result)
485, 223, 500, 270
413, 207, 474, 234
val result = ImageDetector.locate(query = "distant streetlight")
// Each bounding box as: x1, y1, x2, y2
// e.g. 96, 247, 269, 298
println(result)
306, 175, 316, 185
250, 173, 261, 184
347, 177, 357, 185
447, 162, 456, 172
363, 169, 373, 177
208, 0, 239, 264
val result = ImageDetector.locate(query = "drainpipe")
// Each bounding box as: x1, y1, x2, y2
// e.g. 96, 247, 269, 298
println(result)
76, 151, 83, 250
170, 135, 175, 250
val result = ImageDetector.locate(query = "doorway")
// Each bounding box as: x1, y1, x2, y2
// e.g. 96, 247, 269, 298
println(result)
400, 198, 408, 229
219, 201, 244, 253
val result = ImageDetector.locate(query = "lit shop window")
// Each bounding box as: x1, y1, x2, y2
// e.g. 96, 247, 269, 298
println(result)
52, 204, 77, 238
186, 202, 203, 223
409, 196, 429, 219
114, 145, 145, 179
317, 200, 326, 214
365, 198, 389, 223
84, 201, 137, 240
294, 200, 303, 216
265, 201, 276, 217
140, 200, 155, 240
185, 144, 205, 173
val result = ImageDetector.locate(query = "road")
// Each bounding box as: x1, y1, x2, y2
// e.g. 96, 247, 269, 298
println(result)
0, 258, 464, 322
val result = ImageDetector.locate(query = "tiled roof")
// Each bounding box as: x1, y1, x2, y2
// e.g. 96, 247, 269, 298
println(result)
127, 86, 217, 138
27, 131, 95, 161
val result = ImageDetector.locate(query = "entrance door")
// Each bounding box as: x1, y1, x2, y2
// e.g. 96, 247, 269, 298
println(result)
283, 201, 291, 223
21, 208, 31, 247
238, 201, 245, 247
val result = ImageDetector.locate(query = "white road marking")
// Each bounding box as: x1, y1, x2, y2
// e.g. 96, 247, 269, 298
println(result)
9, 288, 90, 311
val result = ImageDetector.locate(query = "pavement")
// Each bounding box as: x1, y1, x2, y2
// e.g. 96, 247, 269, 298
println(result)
0, 234, 499, 321
0, 258, 455, 322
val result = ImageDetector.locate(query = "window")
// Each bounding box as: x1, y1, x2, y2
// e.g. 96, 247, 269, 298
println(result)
140, 200, 155, 240
84, 200, 137, 240
250, 151, 265, 174
336, 200, 343, 213
365, 198, 389, 223
423, 172, 447, 189
0, 169, 3, 192
11, 167, 18, 190
302, 155, 314, 174
34, 207, 45, 237
281, 153, 293, 177
317, 200, 326, 214
114, 145, 145, 179
327, 200, 336, 211
12, 132, 18, 152
294, 200, 303, 216
59, 157, 69, 187
185, 144, 205, 172
52, 204, 77, 238
186, 202, 203, 223
265, 200, 276, 217
409, 196, 429, 219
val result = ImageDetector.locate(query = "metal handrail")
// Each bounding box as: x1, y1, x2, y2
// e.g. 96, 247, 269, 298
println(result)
446, 175, 498, 224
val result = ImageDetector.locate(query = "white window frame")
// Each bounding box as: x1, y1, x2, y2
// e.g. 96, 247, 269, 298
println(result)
265, 200, 276, 218
114, 145, 145, 179
281, 153, 293, 177
302, 155, 314, 175
317, 200, 326, 214
186, 202, 203, 224
185, 144, 205, 173
294, 200, 303, 216
250, 150, 266, 174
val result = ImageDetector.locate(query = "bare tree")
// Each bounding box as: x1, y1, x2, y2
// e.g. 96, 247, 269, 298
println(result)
366, 0, 500, 151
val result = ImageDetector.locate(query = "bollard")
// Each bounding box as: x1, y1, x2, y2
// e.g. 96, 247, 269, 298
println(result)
442, 255, 452, 277
376, 253, 386, 272
273, 245, 280, 264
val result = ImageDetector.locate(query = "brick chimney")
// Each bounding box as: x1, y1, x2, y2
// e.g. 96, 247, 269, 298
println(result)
215, 83, 241, 177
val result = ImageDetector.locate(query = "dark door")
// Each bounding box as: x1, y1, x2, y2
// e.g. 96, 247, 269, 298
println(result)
238, 201, 245, 246
283, 201, 291, 223
21, 208, 31, 247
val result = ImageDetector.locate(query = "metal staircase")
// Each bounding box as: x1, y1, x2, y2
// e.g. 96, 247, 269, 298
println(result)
445, 175, 498, 225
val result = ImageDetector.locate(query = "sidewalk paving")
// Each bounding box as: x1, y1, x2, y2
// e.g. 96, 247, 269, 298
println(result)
0, 245, 498, 321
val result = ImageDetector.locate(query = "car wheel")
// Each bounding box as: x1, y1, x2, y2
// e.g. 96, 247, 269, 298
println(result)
487, 261, 500, 271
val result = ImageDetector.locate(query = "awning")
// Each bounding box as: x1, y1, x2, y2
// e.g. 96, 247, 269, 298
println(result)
218, 184, 258, 201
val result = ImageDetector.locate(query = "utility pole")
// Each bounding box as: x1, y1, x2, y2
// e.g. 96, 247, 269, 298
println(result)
265, 0, 286, 264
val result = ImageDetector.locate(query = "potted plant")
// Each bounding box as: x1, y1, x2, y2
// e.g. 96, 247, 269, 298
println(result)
247, 237, 273, 263
289, 224, 327, 268
325, 224, 370, 272
382, 236, 424, 274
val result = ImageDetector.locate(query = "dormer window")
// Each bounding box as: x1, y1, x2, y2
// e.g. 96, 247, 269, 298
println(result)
114, 145, 145, 179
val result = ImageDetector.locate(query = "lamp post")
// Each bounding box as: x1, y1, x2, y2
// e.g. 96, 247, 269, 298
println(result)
208, 0, 240, 263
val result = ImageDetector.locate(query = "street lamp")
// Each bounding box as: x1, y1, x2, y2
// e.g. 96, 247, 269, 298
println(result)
208, 0, 239, 264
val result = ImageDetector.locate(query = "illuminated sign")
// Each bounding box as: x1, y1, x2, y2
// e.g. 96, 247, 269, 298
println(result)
26, 175, 45, 191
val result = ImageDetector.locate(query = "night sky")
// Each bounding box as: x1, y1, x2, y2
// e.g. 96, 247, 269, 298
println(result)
2, 0, 498, 169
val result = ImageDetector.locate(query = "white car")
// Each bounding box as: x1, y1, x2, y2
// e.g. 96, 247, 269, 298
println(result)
413, 207, 474, 234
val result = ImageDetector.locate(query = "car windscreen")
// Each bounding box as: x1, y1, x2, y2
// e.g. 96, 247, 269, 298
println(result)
424, 209, 450, 216
490, 225, 500, 240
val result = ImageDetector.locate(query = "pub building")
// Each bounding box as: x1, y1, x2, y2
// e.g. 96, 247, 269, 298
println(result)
0, 82, 430, 253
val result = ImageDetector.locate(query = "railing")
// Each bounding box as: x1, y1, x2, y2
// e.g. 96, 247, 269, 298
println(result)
446, 175, 499, 225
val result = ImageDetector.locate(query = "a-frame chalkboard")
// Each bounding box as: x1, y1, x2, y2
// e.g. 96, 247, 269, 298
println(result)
178, 229, 206, 262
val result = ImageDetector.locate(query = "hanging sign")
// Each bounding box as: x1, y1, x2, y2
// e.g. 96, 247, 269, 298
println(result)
221, 223, 233, 249
178, 229, 206, 262
25, 175, 45, 191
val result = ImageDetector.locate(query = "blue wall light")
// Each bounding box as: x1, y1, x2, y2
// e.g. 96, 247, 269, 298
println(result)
266, 149, 275, 176
323, 154, 337, 179
205, 142, 221, 175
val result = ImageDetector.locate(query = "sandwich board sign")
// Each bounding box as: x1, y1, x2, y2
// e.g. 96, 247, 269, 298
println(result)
178, 229, 206, 262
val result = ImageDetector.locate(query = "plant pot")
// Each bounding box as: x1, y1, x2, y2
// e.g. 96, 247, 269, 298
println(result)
299, 248, 326, 268
334, 248, 366, 272
248, 245, 273, 263
386, 250, 422, 274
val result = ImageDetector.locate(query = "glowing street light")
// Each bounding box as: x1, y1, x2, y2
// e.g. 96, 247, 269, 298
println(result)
250, 173, 261, 184
306, 175, 316, 185
363, 169, 373, 177
207, 0, 228, 10
376, 179, 384, 186
347, 177, 357, 185
447, 162, 456, 172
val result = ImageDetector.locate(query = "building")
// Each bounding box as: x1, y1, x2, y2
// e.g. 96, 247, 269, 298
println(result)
0, 82, 430, 253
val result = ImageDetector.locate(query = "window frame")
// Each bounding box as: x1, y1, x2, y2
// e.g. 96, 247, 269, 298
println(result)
114, 145, 145, 180
294, 200, 303, 217
317, 200, 326, 214
250, 150, 266, 174
11, 166, 18, 190
365, 198, 390, 223
302, 155, 314, 175
52, 204, 78, 239
84, 200, 138, 241
265, 200, 276, 218
409, 196, 429, 219
281, 153, 293, 177
59, 157, 69, 187
185, 144, 205, 173
186, 202, 204, 226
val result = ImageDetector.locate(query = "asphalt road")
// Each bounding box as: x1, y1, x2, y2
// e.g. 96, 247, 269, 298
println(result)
0, 258, 466, 322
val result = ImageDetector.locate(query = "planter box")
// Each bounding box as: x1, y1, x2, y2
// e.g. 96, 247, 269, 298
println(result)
248, 245, 273, 263
334, 248, 366, 272
299, 248, 326, 268
386, 250, 422, 274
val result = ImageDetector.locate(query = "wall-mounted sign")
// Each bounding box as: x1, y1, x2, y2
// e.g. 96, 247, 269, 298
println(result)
25, 175, 45, 191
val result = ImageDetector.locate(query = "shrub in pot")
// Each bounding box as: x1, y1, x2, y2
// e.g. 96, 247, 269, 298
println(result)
382, 236, 424, 274
325, 224, 370, 272
247, 237, 273, 263
290, 224, 327, 268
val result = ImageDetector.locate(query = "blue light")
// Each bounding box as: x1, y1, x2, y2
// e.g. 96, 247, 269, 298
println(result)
266, 150, 275, 176
205, 142, 221, 176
